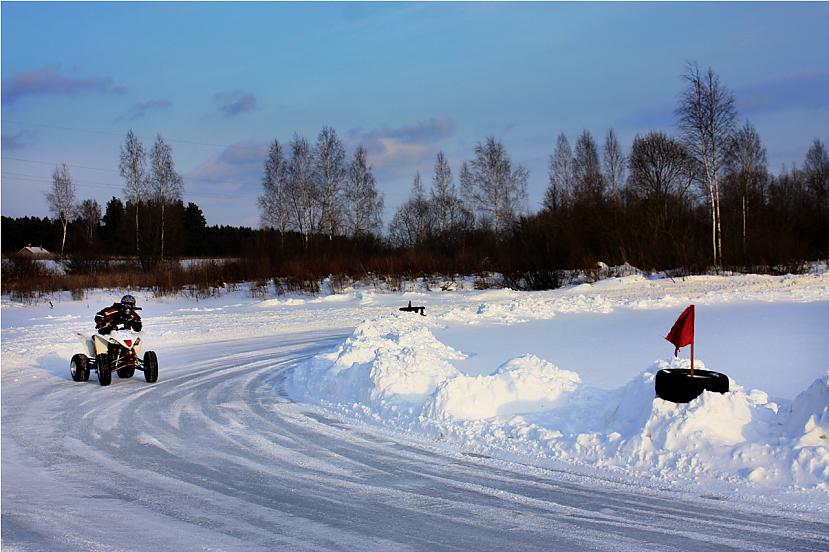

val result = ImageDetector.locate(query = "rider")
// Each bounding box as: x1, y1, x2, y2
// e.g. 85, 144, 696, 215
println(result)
95, 294, 143, 335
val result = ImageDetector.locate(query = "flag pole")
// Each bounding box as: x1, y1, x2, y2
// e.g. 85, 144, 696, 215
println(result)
690, 342, 695, 377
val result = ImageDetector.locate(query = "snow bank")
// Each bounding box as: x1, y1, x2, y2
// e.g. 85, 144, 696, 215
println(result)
291, 314, 465, 416
424, 354, 580, 420
291, 315, 829, 503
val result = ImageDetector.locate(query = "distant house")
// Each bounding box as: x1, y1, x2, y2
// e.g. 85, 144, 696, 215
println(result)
18, 245, 52, 257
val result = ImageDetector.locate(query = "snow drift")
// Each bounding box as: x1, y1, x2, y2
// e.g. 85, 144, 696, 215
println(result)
290, 313, 829, 501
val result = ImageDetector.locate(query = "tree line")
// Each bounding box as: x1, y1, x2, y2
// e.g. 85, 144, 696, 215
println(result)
3, 62, 828, 286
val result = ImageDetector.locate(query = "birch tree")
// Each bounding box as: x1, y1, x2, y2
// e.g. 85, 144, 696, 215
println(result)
603, 129, 626, 202
676, 62, 737, 267
258, 139, 289, 243
119, 130, 147, 256
724, 122, 767, 260
344, 145, 383, 237
803, 139, 829, 216
544, 133, 573, 212
285, 134, 320, 246
46, 163, 76, 256
573, 130, 604, 202
76, 198, 102, 250
461, 136, 528, 240
388, 171, 434, 247
149, 135, 183, 260
314, 127, 346, 240
431, 151, 455, 233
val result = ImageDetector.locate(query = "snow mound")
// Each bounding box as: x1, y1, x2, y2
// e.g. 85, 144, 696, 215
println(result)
291, 316, 829, 500
290, 314, 465, 414
424, 354, 580, 420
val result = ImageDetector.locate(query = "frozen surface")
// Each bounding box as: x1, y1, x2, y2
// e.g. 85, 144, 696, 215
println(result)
3, 270, 829, 550
436, 302, 828, 397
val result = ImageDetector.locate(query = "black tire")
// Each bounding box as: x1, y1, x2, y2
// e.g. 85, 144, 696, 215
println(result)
96, 353, 112, 387
143, 351, 158, 383
70, 354, 90, 382
655, 368, 729, 403
117, 367, 135, 379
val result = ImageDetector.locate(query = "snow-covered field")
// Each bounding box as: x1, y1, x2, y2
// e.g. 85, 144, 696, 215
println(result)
2, 269, 829, 549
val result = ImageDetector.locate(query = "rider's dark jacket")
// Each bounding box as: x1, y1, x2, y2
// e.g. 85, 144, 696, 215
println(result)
95, 303, 142, 334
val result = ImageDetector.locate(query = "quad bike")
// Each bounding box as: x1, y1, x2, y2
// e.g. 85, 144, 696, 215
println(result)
71, 326, 158, 386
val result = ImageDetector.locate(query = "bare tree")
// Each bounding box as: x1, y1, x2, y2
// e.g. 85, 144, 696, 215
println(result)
258, 139, 289, 243
544, 133, 573, 212
344, 145, 384, 237
285, 134, 320, 246
603, 129, 626, 202
388, 171, 434, 247
431, 151, 456, 233
628, 131, 696, 202
573, 130, 604, 202
676, 61, 737, 267
461, 137, 528, 240
149, 135, 183, 260
803, 138, 829, 215
724, 121, 767, 259
119, 130, 147, 256
46, 163, 76, 256
315, 127, 346, 240
76, 198, 102, 250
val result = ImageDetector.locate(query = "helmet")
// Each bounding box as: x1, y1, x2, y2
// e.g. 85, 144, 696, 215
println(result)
120, 294, 136, 308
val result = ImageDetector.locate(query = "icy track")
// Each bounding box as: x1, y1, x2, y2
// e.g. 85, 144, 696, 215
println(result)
2, 270, 829, 550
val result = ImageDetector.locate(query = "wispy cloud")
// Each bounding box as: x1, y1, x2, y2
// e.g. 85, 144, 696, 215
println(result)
738, 71, 829, 115
187, 140, 268, 193
1, 64, 125, 105
348, 116, 455, 168
117, 99, 172, 121
620, 71, 829, 133
213, 90, 258, 117
1, 129, 36, 150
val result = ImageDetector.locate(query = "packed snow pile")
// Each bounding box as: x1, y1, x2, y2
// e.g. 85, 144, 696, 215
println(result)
291, 314, 465, 416
424, 354, 580, 420
290, 314, 829, 502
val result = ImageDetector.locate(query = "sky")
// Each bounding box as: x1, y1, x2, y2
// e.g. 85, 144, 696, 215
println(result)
2, 2, 828, 227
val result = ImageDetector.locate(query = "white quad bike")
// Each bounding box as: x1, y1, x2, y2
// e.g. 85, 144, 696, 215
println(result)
71, 326, 158, 386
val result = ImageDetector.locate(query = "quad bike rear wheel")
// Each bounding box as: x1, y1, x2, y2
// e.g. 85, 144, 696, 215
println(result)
96, 353, 112, 387
143, 351, 158, 383
70, 354, 90, 382
655, 368, 729, 403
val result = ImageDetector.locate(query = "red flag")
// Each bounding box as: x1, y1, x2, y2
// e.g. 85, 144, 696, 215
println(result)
665, 304, 694, 357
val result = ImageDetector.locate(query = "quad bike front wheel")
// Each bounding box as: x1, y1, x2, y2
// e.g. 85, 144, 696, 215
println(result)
70, 354, 90, 382
143, 351, 158, 383
96, 353, 112, 387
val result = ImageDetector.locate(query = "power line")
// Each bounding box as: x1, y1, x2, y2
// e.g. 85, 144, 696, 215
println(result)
2, 156, 259, 188
1, 171, 240, 200
5, 120, 231, 149
3, 156, 119, 173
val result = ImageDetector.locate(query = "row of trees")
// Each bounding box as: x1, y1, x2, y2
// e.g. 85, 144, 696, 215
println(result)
2, 197, 266, 260
258, 127, 384, 245
14, 62, 828, 281
373, 62, 828, 270
41, 131, 184, 264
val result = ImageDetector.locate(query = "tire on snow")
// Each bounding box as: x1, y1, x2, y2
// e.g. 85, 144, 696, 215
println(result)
143, 351, 158, 383
117, 367, 135, 379
70, 353, 90, 382
96, 353, 112, 387
655, 368, 729, 403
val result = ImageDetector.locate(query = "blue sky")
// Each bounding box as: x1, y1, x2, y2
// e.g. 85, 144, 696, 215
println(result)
2, 2, 828, 227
